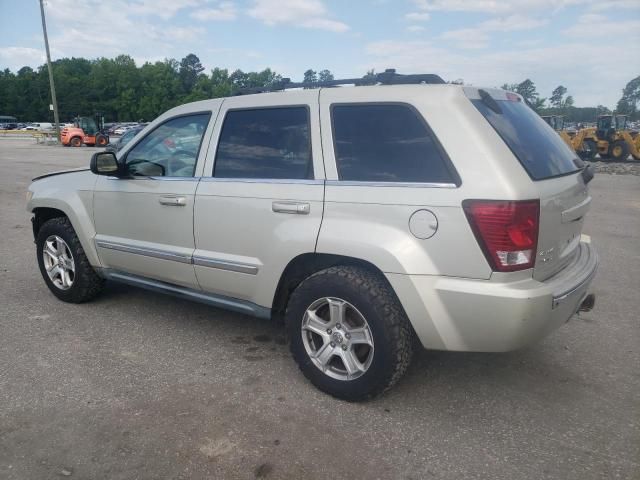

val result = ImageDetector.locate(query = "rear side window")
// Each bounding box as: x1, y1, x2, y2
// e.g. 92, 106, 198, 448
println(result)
214, 107, 313, 179
331, 104, 458, 184
471, 97, 580, 180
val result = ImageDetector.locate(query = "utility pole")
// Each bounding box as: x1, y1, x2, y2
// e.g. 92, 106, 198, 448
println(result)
39, 0, 61, 142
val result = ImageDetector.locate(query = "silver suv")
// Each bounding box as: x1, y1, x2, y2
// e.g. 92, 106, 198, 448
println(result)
27, 71, 598, 401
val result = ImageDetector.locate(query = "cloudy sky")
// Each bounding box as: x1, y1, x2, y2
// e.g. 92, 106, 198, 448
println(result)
1, 0, 639, 107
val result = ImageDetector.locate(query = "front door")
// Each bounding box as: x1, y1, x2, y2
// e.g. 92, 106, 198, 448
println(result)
93, 111, 215, 289
193, 91, 325, 308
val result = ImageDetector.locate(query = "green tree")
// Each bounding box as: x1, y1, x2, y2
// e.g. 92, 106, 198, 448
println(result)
303, 69, 317, 83
318, 69, 334, 82
550, 85, 567, 108
179, 53, 205, 93
508, 79, 546, 111
616, 75, 640, 115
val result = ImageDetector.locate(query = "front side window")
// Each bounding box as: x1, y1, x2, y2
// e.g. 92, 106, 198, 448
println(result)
331, 104, 457, 184
214, 107, 313, 179
125, 113, 210, 177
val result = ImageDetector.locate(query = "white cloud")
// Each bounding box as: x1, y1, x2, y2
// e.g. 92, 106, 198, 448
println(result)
191, 2, 237, 21
411, 0, 588, 14
127, 0, 203, 20
247, 0, 349, 32
564, 13, 640, 36
405, 12, 430, 21
589, 0, 640, 11
407, 25, 426, 33
442, 14, 548, 49
363, 38, 640, 107
0, 47, 45, 72
37, 0, 211, 64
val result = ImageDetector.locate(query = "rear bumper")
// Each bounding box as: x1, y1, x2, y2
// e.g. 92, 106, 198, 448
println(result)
387, 238, 598, 352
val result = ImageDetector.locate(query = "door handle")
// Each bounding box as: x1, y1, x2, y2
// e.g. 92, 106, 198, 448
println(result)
272, 201, 310, 215
159, 195, 187, 206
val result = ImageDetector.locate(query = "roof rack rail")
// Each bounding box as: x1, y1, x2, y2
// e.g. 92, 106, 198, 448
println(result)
232, 69, 445, 96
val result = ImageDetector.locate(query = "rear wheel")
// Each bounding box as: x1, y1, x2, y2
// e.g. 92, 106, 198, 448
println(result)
95, 134, 108, 147
286, 266, 414, 401
70, 136, 82, 147
36, 217, 104, 303
608, 140, 629, 161
578, 139, 597, 161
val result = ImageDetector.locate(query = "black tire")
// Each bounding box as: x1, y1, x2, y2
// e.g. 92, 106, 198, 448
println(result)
36, 217, 104, 303
578, 139, 597, 161
608, 140, 629, 161
95, 134, 108, 147
286, 266, 414, 401
70, 136, 82, 147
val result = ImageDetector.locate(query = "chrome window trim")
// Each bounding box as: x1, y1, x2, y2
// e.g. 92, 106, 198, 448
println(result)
106, 176, 200, 181
325, 180, 457, 189
95, 240, 192, 264
192, 256, 259, 275
200, 177, 324, 185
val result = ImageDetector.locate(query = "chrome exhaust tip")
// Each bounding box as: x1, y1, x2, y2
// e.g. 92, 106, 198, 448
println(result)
578, 293, 595, 313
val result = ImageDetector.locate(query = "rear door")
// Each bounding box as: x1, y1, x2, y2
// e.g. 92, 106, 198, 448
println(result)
193, 91, 324, 308
466, 87, 590, 280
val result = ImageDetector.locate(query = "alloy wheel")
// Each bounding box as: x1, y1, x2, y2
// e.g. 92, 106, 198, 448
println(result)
301, 297, 374, 381
42, 235, 75, 290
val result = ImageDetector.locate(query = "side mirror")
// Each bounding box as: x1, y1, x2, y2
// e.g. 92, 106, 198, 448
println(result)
90, 151, 120, 176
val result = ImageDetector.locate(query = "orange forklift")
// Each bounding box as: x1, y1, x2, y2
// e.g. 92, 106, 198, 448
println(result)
61, 113, 109, 147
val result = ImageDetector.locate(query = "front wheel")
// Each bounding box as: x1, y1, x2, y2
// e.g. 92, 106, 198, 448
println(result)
286, 266, 414, 401
608, 140, 629, 161
578, 139, 597, 161
36, 217, 104, 303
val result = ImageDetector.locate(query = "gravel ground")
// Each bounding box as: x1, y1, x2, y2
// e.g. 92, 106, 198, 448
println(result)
0, 138, 638, 480
588, 158, 640, 176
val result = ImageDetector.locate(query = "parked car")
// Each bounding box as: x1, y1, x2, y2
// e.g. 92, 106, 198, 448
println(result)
113, 125, 137, 135
21, 122, 54, 131
104, 125, 145, 153
26, 72, 598, 401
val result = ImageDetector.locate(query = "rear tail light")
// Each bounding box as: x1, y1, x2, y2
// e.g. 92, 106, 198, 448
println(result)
463, 199, 539, 272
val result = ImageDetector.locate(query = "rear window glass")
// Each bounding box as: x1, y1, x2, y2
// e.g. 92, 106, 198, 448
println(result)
331, 104, 458, 184
471, 98, 580, 180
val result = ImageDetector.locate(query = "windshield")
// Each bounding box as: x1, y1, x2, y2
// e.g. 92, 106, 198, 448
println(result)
471, 98, 581, 180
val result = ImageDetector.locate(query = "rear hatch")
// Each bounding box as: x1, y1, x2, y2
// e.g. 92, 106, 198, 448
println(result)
465, 87, 592, 281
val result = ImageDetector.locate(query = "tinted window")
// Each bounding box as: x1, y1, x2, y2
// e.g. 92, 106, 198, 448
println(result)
471, 98, 580, 180
125, 114, 210, 177
214, 107, 312, 179
331, 104, 456, 184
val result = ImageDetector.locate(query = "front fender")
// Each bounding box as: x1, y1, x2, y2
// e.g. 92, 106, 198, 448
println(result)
27, 171, 101, 267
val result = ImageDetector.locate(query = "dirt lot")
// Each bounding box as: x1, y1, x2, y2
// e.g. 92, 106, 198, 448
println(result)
1, 138, 638, 480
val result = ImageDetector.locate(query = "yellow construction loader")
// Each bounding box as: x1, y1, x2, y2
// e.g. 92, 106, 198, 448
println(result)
595, 114, 640, 161
542, 115, 597, 160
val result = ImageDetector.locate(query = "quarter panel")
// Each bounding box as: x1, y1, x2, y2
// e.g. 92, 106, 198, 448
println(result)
318, 200, 491, 278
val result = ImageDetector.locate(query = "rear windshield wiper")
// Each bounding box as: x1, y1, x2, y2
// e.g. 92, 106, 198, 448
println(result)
479, 89, 502, 114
